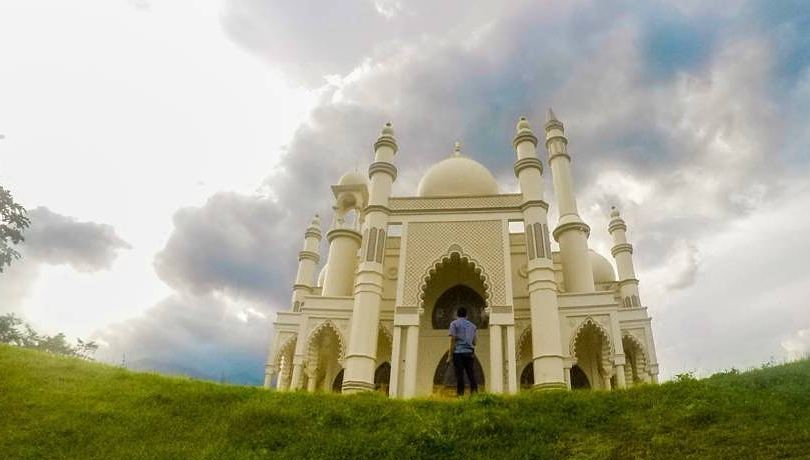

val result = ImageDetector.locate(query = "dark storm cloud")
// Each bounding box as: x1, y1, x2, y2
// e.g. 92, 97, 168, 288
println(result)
220, 0, 527, 86
94, 293, 269, 385
23, 207, 131, 271
153, 191, 302, 306
115, 0, 810, 381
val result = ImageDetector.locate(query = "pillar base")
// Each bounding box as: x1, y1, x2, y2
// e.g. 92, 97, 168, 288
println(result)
341, 380, 376, 393
532, 382, 568, 391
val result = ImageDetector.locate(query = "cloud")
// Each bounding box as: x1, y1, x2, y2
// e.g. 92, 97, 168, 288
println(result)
0, 207, 130, 311
100, 0, 810, 382
93, 292, 269, 384
153, 192, 301, 306
219, 0, 528, 86
23, 207, 131, 271
782, 329, 810, 361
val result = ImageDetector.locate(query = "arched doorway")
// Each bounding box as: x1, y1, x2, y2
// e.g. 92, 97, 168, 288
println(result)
517, 328, 533, 391
306, 322, 344, 392
571, 365, 590, 389
431, 285, 489, 330
332, 369, 344, 393
622, 334, 649, 385
520, 363, 534, 390
433, 351, 485, 396
416, 251, 491, 396
571, 319, 613, 389
374, 363, 391, 394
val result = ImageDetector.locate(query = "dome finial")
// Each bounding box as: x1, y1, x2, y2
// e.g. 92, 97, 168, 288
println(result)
610, 206, 620, 218
453, 141, 462, 157
546, 107, 558, 122
516, 116, 532, 133
381, 122, 394, 136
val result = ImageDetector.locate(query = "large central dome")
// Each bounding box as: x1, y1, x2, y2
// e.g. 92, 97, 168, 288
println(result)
417, 151, 499, 197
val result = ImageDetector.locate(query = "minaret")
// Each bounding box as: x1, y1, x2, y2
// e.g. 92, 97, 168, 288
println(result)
321, 176, 366, 297
342, 122, 398, 393
544, 109, 595, 292
285, 215, 324, 390
513, 116, 567, 390
292, 215, 322, 310
608, 206, 641, 308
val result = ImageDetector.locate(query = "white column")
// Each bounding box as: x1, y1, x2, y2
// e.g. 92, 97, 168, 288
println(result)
263, 366, 277, 389
615, 364, 627, 389
513, 116, 566, 390
403, 326, 419, 398
290, 362, 304, 390
389, 325, 403, 398
506, 325, 518, 394
544, 109, 594, 293
563, 365, 572, 389
489, 325, 504, 393
277, 360, 291, 391
342, 123, 397, 393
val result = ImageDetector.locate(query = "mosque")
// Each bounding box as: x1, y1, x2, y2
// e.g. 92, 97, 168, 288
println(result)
263, 110, 659, 397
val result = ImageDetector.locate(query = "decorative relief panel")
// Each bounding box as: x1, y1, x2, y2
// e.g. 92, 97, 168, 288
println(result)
402, 220, 506, 307
389, 194, 523, 212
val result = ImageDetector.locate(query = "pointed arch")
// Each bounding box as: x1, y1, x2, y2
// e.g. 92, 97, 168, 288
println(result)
622, 331, 650, 382
417, 245, 492, 312
516, 326, 532, 361
569, 316, 614, 384
273, 334, 297, 368
307, 320, 345, 361
569, 316, 614, 358
378, 323, 393, 345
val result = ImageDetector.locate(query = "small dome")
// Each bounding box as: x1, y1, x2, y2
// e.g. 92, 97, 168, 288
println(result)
590, 250, 616, 284
417, 156, 499, 197
338, 170, 368, 186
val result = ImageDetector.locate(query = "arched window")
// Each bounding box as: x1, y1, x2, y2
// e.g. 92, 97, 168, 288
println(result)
431, 284, 488, 330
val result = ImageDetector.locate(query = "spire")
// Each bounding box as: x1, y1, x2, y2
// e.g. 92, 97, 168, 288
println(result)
544, 107, 564, 132
516, 116, 533, 134
309, 214, 321, 229
452, 141, 462, 157
373, 121, 398, 155
610, 206, 620, 219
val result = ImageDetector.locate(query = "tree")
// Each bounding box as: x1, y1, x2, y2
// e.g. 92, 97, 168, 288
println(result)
0, 313, 24, 345
0, 313, 99, 360
0, 185, 30, 272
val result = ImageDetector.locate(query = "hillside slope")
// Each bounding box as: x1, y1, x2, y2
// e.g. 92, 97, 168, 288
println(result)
1, 345, 809, 459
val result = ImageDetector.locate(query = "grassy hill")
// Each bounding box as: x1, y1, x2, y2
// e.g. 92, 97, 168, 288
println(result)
1, 345, 809, 459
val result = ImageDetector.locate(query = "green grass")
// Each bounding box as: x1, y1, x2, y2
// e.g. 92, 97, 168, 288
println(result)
1, 345, 809, 459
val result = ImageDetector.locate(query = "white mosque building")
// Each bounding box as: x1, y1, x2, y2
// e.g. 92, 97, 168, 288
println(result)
264, 110, 659, 397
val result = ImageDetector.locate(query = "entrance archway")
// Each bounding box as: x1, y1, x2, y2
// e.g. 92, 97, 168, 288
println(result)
432, 285, 488, 330
415, 250, 491, 396
571, 319, 613, 389
433, 351, 485, 396
374, 363, 391, 394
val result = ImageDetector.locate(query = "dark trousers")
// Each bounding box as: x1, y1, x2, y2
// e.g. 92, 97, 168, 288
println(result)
452, 352, 478, 396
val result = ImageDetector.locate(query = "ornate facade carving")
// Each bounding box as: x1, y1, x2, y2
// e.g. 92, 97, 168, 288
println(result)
403, 220, 506, 307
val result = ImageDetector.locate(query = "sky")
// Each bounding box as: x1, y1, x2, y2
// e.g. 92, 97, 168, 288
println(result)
1, 0, 808, 384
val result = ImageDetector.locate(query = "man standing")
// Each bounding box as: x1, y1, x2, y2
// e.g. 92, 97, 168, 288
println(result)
448, 307, 478, 396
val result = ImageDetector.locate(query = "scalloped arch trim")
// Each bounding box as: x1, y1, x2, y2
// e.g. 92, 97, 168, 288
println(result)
307, 320, 346, 361
569, 316, 614, 360
273, 334, 297, 367
417, 245, 492, 311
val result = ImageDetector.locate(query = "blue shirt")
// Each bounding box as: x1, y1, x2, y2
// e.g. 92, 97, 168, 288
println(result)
449, 318, 477, 354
